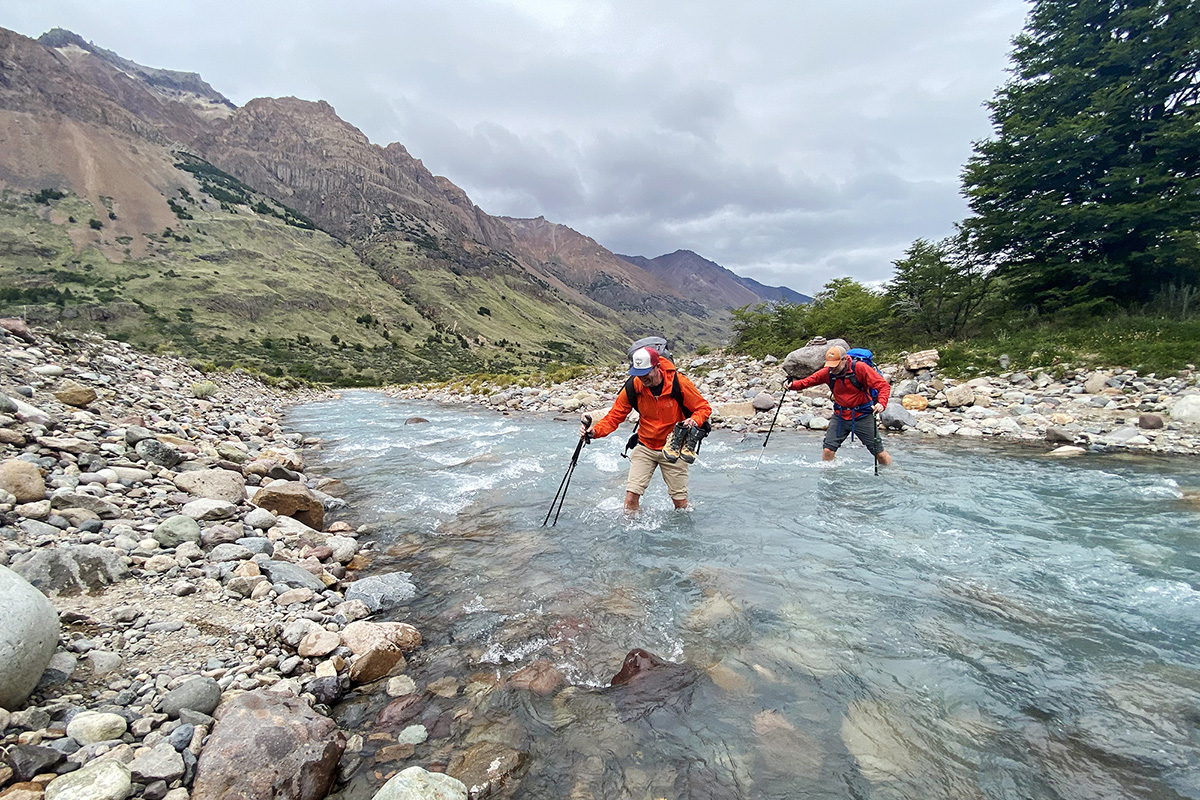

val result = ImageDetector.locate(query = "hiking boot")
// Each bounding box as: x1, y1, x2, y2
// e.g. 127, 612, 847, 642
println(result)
662, 422, 688, 463
680, 425, 704, 464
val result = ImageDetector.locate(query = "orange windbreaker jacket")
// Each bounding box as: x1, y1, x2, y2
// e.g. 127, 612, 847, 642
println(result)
591, 359, 712, 450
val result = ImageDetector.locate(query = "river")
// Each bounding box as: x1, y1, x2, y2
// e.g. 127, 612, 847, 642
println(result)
288, 391, 1200, 800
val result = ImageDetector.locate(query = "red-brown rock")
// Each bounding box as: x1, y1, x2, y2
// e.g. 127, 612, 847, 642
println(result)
190, 690, 345, 800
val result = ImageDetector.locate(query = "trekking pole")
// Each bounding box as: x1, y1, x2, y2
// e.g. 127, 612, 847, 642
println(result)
755, 387, 787, 469
873, 410, 879, 476
543, 415, 591, 526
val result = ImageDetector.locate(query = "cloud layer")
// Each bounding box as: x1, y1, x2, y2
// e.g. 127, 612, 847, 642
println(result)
7, 0, 1029, 293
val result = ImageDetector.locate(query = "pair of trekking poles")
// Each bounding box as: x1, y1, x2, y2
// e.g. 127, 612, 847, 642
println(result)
757, 386, 879, 476
545, 389, 880, 525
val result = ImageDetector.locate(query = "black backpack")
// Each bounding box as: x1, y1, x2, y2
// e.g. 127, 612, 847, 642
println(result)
619, 372, 712, 458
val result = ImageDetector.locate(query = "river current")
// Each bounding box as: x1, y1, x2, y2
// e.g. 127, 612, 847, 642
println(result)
288, 391, 1200, 800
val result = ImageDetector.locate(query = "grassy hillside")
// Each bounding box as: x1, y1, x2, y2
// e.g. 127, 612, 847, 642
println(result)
0, 187, 490, 384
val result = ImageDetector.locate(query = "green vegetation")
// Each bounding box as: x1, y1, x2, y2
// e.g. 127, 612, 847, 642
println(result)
961, 0, 1199, 314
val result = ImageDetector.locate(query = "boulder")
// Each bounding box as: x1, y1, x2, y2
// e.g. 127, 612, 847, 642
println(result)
944, 384, 975, 408
44, 758, 133, 800
372, 767, 467, 800
252, 482, 324, 530
260, 561, 326, 592
160, 677, 222, 718
1171, 395, 1200, 424
340, 621, 422, 655
66, 711, 128, 745
781, 338, 849, 380
879, 402, 917, 430
53, 380, 97, 408
181, 499, 238, 521
50, 491, 120, 518
446, 742, 527, 799
903, 349, 939, 371
191, 690, 345, 800
0, 459, 45, 504
900, 393, 927, 411
10, 545, 129, 597
344, 572, 417, 612
152, 516, 203, 547
750, 392, 776, 412
1083, 372, 1109, 394
127, 742, 185, 783
0, 565, 61, 710
134, 439, 182, 468
1138, 413, 1164, 430
714, 401, 755, 419
172, 470, 246, 504
348, 647, 406, 684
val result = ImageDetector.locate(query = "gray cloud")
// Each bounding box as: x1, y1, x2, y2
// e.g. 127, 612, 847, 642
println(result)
5, 0, 1029, 294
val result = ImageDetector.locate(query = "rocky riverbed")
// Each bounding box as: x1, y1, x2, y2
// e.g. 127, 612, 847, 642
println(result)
0, 322, 463, 800
4, 323, 1198, 800
387, 340, 1200, 457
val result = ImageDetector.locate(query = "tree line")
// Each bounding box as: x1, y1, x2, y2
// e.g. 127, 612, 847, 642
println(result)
735, 0, 1200, 362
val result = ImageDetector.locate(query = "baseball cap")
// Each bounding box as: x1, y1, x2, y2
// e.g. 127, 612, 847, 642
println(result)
824, 345, 846, 368
629, 346, 660, 376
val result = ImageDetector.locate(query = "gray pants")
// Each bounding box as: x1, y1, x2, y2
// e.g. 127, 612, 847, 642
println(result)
823, 413, 884, 456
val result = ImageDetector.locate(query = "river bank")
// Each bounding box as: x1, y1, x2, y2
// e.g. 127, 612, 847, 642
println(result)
0, 323, 466, 799
385, 348, 1200, 457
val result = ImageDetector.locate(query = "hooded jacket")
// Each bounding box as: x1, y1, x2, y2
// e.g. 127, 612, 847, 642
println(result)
591, 358, 712, 450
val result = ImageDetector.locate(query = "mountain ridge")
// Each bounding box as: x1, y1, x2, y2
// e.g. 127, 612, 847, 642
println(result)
0, 25, 805, 382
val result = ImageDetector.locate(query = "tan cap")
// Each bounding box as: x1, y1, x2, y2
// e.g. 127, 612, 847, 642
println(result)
824, 345, 846, 367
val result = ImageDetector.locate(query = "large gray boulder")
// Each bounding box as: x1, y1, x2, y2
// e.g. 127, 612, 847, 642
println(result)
879, 402, 917, 430
10, 545, 130, 597
781, 338, 849, 380
345, 572, 417, 612
1171, 395, 1200, 424
0, 565, 61, 710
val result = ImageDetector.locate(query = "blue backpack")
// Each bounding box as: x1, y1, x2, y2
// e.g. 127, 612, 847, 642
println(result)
827, 347, 883, 404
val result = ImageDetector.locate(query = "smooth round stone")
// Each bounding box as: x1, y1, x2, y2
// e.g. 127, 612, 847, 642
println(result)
67, 711, 128, 745
0, 565, 61, 709
44, 758, 133, 800
160, 677, 222, 718
372, 766, 468, 800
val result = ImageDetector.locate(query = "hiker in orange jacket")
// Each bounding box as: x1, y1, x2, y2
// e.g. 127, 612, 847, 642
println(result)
785, 345, 894, 465
581, 346, 712, 512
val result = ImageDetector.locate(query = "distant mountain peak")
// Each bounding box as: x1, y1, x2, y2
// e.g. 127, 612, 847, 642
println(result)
38, 27, 235, 114
617, 250, 812, 308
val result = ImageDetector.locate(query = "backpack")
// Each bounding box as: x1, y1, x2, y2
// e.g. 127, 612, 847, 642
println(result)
827, 347, 884, 405
620, 372, 712, 458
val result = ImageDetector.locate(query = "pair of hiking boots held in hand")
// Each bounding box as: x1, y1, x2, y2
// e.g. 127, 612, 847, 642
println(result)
662, 421, 702, 464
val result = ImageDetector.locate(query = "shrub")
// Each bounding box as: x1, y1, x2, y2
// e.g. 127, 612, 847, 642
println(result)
89, 219, 103, 230
191, 380, 219, 399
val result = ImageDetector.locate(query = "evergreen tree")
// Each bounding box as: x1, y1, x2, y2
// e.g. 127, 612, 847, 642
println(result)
962, 0, 1200, 312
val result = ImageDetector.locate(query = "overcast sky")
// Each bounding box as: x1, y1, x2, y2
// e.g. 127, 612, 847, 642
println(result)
4, 0, 1030, 294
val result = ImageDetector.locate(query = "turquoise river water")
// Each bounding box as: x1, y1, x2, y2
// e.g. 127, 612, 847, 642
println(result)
288, 392, 1200, 800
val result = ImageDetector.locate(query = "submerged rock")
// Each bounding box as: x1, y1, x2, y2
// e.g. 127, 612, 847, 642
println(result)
608, 648, 700, 722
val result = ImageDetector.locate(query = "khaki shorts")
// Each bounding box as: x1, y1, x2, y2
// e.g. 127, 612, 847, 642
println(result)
626, 443, 690, 500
